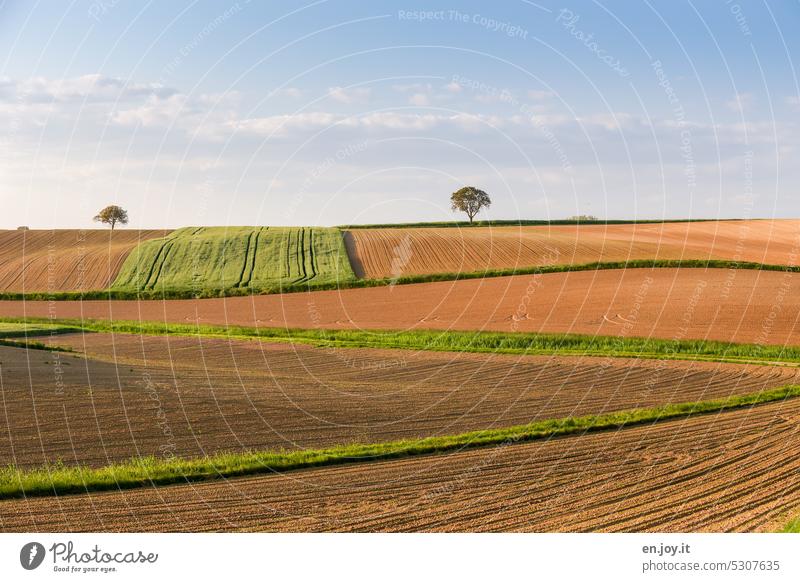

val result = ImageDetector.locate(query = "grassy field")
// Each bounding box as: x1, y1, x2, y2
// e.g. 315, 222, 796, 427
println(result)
110, 226, 356, 293
1, 383, 797, 499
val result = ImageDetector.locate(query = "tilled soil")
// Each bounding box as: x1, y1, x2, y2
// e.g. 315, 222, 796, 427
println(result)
345, 220, 800, 278
3, 397, 798, 532
0, 229, 168, 292
2, 334, 796, 469
4, 268, 800, 344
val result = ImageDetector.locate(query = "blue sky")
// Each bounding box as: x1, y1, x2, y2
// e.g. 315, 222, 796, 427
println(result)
1, 0, 798, 228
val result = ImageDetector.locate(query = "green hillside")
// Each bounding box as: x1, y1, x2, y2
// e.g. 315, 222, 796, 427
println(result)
111, 226, 356, 293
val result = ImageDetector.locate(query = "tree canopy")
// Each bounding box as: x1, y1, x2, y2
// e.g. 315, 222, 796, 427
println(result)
450, 187, 491, 224
93, 205, 129, 230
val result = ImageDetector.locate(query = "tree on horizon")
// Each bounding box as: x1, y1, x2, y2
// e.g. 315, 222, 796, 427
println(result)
93, 205, 129, 230
450, 187, 491, 224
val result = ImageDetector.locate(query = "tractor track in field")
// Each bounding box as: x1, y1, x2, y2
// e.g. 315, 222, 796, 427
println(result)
239, 227, 264, 288
145, 240, 174, 290
234, 231, 255, 288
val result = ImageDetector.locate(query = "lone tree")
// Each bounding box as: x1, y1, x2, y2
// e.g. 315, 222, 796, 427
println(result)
93, 205, 129, 230
450, 186, 491, 224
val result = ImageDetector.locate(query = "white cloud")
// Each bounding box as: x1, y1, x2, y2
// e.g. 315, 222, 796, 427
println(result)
392, 82, 433, 93
409, 93, 430, 106
725, 93, 755, 113
0, 74, 249, 141
357, 112, 452, 130
111, 94, 188, 127
5, 74, 176, 103
327, 86, 371, 104
215, 109, 790, 144
2, 73, 799, 229
269, 87, 306, 99
0, 74, 190, 129
112, 90, 239, 128
578, 112, 640, 131
197, 91, 241, 107
527, 90, 554, 100
228, 112, 339, 136
474, 91, 509, 104
226, 111, 514, 136
393, 82, 457, 105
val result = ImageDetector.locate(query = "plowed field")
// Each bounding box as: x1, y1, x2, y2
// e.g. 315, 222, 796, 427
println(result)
3, 397, 798, 532
0, 229, 168, 292
345, 219, 800, 278
4, 268, 800, 345
2, 334, 795, 469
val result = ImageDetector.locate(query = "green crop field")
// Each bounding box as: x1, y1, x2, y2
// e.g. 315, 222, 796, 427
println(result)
110, 226, 356, 293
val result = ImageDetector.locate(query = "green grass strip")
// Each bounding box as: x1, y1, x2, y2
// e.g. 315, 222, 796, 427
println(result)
780, 516, 800, 533
1, 384, 797, 500
0, 322, 80, 351
0, 338, 75, 352
0, 322, 79, 339
3, 315, 800, 366
0, 258, 797, 301
0, 323, 83, 353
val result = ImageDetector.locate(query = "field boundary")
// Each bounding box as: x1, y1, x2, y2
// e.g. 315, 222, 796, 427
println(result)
339, 218, 736, 229
0, 259, 798, 301
1, 384, 797, 499
0, 323, 81, 351
0, 323, 80, 339
0, 338, 75, 352
5, 316, 800, 366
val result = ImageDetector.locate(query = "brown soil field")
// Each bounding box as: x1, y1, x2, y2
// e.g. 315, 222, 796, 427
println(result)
4, 335, 795, 469
3, 396, 798, 532
4, 268, 800, 345
345, 219, 800, 278
0, 229, 168, 292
